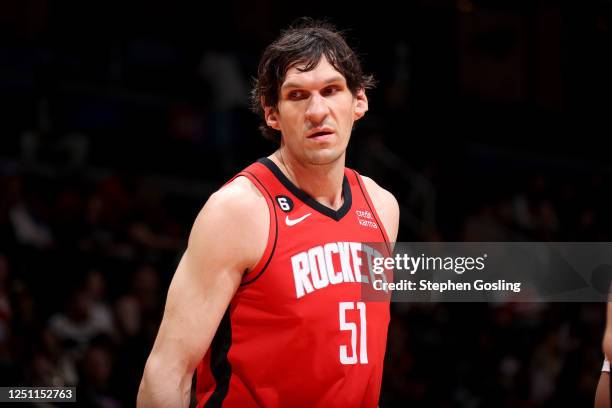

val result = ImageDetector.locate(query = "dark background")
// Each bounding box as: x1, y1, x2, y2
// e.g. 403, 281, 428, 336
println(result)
0, 0, 611, 406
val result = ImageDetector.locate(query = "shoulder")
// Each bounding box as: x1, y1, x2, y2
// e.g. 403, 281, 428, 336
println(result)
359, 175, 400, 242
360, 176, 398, 211
189, 175, 270, 272
196, 176, 267, 223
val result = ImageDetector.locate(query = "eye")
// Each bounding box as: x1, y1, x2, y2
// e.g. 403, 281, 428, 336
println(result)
288, 90, 306, 100
322, 86, 341, 96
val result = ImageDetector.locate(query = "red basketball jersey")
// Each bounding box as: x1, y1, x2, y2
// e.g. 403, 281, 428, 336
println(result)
195, 158, 392, 408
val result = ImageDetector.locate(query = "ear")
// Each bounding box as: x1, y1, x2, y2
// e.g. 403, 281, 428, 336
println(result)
353, 89, 368, 120
263, 104, 281, 131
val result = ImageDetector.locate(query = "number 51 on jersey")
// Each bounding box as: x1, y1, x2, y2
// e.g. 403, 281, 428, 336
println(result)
339, 301, 368, 364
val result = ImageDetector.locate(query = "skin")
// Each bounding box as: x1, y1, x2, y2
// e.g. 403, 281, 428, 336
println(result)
595, 371, 609, 408
137, 55, 399, 407
595, 302, 612, 408
264, 55, 369, 210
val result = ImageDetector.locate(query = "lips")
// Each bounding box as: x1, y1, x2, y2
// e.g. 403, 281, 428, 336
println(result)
306, 128, 335, 138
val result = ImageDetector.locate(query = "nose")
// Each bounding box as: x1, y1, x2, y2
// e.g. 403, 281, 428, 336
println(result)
304, 92, 330, 125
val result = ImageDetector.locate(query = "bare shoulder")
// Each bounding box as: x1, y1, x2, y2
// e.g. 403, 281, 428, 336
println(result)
212, 175, 266, 203
189, 175, 269, 272
196, 175, 267, 223
360, 176, 398, 210
360, 175, 400, 242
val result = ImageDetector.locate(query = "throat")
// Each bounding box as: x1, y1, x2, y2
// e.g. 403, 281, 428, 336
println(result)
271, 152, 346, 210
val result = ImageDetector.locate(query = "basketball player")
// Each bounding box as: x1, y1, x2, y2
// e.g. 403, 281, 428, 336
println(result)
137, 19, 399, 407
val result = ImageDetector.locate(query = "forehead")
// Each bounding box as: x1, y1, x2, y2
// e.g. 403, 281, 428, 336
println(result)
282, 56, 346, 88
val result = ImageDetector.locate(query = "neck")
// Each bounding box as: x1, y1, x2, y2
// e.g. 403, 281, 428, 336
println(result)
269, 148, 345, 210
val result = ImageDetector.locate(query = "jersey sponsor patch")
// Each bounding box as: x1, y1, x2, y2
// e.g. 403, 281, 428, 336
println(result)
355, 209, 378, 229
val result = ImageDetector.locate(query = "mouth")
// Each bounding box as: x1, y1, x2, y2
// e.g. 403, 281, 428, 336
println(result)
306, 129, 335, 139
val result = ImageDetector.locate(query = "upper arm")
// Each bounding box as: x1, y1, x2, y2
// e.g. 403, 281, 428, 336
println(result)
361, 176, 400, 243
605, 303, 612, 361
147, 177, 269, 375
595, 371, 609, 408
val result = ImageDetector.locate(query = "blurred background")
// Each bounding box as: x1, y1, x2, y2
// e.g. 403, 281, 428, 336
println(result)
1, 0, 611, 406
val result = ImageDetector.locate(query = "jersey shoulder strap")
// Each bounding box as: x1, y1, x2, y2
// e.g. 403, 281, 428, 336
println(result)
222, 161, 278, 285
344, 167, 392, 247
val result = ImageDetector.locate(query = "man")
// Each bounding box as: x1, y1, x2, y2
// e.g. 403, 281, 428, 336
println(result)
138, 19, 399, 407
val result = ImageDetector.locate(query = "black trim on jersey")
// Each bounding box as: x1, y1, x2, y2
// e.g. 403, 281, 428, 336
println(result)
205, 307, 232, 408
258, 157, 352, 221
352, 169, 392, 255
240, 170, 278, 286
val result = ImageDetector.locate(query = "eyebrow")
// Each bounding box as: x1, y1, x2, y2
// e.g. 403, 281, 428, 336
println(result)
281, 75, 346, 91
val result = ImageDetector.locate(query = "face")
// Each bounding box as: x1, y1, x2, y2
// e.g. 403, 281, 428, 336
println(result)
264, 55, 368, 166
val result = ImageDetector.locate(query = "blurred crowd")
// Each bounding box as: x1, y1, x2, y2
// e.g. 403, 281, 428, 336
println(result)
0, 166, 190, 406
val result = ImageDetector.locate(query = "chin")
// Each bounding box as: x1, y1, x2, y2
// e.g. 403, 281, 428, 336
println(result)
306, 149, 344, 165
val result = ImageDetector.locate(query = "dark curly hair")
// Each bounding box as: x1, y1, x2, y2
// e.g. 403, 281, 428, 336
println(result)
250, 18, 375, 143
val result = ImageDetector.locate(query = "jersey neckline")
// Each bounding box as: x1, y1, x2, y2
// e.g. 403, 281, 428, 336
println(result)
257, 157, 352, 222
